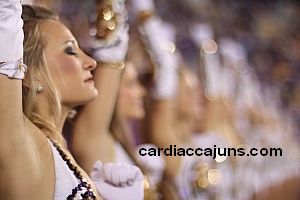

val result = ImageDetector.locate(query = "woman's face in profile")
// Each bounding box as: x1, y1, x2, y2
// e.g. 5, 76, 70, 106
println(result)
40, 20, 98, 108
177, 71, 201, 120
117, 62, 146, 120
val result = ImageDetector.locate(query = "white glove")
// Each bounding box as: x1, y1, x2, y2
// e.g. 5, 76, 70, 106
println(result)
92, 24, 129, 63
20, 0, 33, 5
90, 160, 144, 200
0, 0, 23, 62
189, 23, 221, 100
139, 18, 179, 100
112, 0, 127, 14
111, 0, 128, 30
91, 0, 128, 51
189, 23, 214, 47
0, 0, 26, 79
135, 144, 166, 184
150, 53, 179, 100
130, 0, 155, 13
202, 51, 221, 100
218, 37, 248, 69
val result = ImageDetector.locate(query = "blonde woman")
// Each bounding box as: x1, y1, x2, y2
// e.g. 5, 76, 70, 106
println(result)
0, 1, 142, 199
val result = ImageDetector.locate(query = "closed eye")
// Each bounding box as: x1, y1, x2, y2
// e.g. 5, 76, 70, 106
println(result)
65, 46, 78, 56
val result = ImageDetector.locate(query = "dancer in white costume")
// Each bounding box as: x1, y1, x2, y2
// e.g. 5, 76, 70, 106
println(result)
191, 21, 300, 200
130, 0, 227, 199
0, 1, 143, 200
65, 0, 165, 199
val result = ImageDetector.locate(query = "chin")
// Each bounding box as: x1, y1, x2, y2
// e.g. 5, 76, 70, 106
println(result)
85, 89, 98, 102
137, 111, 145, 119
74, 94, 98, 107
137, 108, 146, 119
128, 110, 145, 120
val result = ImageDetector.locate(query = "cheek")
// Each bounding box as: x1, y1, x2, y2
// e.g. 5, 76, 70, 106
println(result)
118, 90, 134, 110
178, 96, 195, 114
49, 53, 80, 74
118, 88, 143, 118
57, 58, 80, 76
117, 90, 129, 112
49, 58, 81, 86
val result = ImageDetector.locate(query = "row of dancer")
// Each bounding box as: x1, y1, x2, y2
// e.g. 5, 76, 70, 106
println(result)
105, 0, 300, 199
2, 0, 300, 199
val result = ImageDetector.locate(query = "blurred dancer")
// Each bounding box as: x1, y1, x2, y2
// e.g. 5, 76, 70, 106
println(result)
64, 0, 165, 199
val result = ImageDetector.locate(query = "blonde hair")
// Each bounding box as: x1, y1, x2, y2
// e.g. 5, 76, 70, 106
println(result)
22, 5, 61, 138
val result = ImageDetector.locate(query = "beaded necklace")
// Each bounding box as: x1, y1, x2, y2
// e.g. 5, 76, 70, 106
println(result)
47, 137, 97, 200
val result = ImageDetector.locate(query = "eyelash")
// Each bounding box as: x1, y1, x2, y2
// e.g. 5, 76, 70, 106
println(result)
67, 51, 78, 56
65, 47, 78, 56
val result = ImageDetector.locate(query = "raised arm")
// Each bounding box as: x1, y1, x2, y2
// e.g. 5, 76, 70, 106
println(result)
71, 0, 129, 174
0, 1, 45, 199
0, 0, 26, 162
132, 0, 182, 179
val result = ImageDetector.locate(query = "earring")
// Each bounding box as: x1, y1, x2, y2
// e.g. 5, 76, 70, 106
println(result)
37, 83, 43, 92
67, 109, 78, 119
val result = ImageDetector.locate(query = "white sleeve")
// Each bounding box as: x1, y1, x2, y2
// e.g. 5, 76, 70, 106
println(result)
20, 0, 33, 5
0, 0, 23, 62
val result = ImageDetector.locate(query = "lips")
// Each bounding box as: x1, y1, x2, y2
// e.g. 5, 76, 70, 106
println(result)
136, 100, 144, 107
85, 76, 94, 82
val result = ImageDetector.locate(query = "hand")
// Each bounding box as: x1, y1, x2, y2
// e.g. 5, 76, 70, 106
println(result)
130, 0, 155, 13
21, 0, 33, 5
189, 23, 214, 48
0, 0, 23, 62
90, 160, 144, 200
135, 144, 165, 184
92, 24, 129, 63
138, 18, 180, 100
0, 0, 26, 79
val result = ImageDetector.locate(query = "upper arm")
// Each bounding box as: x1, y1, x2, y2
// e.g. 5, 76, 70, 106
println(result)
0, 0, 26, 162
71, 64, 122, 173
75, 64, 122, 138
148, 99, 182, 178
0, 75, 44, 199
0, 72, 26, 161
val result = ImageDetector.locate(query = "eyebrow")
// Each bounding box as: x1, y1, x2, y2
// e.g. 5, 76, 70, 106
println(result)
63, 40, 76, 45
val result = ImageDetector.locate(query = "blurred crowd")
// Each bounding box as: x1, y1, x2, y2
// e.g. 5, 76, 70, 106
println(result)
21, 0, 300, 199
37, 0, 300, 138
153, 0, 300, 135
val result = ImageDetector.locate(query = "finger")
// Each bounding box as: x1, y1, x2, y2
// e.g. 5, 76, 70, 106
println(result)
90, 160, 103, 182
111, 163, 121, 186
104, 162, 127, 186
119, 163, 131, 186
95, 181, 122, 200
128, 165, 144, 181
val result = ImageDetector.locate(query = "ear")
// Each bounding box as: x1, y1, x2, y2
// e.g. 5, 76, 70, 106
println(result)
22, 74, 31, 89
22, 73, 39, 90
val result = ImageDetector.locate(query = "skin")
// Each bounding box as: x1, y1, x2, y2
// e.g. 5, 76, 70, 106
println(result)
42, 20, 98, 115
117, 62, 146, 120
0, 19, 102, 199
176, 70, 201, 123
71, 62, 147, 173
71, 57, 124, 173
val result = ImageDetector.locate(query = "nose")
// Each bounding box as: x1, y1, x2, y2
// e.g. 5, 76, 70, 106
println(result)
138, 82, 147, 97
83, 53, 97, 71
